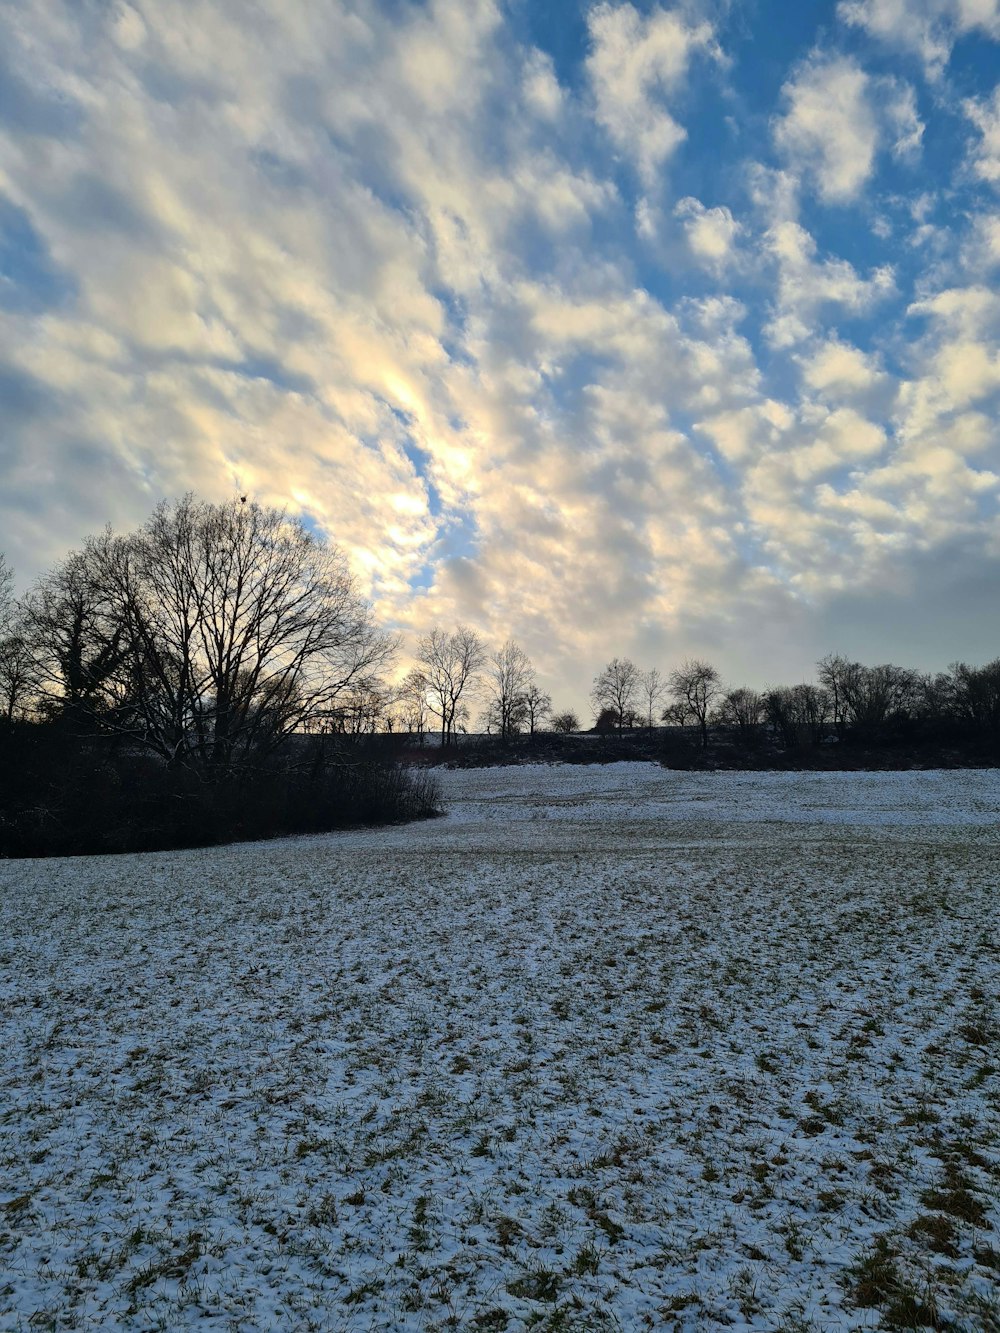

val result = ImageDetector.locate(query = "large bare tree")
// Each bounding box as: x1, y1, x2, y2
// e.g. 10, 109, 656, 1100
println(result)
667, 659, 721, 748
25, 496, 396, 768
485, 639, 534, 740
590, 656, 639, 733
417, 625, 487, 746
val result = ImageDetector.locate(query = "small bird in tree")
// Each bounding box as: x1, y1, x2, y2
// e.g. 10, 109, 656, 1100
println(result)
239, 496, 247, 504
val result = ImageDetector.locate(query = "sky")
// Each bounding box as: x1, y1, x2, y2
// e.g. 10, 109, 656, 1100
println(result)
1, 0, 1000, 715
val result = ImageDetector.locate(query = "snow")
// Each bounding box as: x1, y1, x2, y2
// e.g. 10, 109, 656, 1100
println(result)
2, 764, 999, 1330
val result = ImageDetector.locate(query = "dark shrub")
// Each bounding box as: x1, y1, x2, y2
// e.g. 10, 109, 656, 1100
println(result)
0, 724, 440, 858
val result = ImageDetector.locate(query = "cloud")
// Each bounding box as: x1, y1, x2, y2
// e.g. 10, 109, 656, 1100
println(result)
674, 197, 742, 270
586, 2, 720, 185
763, 221, 895, 347
887, 81, 925, 158
838, 0, 1000, 78
900, 285, 1000, 431
964, 209, 1000, 266
964, 85, 1000, 185
798, 337, 893, 406
774, 55, 924, 204
0, 0, 998, 712
522, 50, 564, 120
774, 55, 880, 203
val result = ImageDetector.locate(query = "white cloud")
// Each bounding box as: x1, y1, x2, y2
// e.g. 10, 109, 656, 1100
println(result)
899, 286, 1000, 442
674, 197, 742, 269
774, 55, 880, 203
839, 0, 1000, 77
964, 86, 1000, 185
586, 2, 720, 184
1, 0, 999, 708
522, 49, 564, 120
763, 221, 895, 347
965, 210, 1000, 265
799, 337, 891, 402
696, 400, 794, 464
887, 81, 925, 158
774, 55, 923, 204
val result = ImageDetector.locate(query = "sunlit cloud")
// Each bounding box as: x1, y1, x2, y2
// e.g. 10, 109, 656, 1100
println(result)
2, 0, 1000, 710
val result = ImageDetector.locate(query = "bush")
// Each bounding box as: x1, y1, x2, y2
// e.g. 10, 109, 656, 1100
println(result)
0, 724, 440, 858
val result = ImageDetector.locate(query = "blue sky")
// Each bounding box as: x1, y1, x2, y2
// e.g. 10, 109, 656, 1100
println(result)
1, 0, 1000, 711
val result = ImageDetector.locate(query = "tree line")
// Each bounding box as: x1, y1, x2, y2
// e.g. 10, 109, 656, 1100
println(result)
585, 654, 1000, 750
2, 493, 999, 855
374, 647, 1000, 753
4, 509, 1000, 756
4, 507, 1000, 756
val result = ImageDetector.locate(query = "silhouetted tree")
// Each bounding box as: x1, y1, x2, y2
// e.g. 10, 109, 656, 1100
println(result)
949, 659, 1000, 735
667, 659, 721, 748
765, 684, 829, 747
0, 556, 36, 724
0, 630, 35, 724
523, 682, 552, 736
24, 546, 129, 731
0, 554, 12, 635
594, 706, 620, 734
715, 686, 764, 744
839, 662, 919, 734
551, 710, 580, 734
417, 625, 487, 746
330, 676, 392, 734
486, 639, 533, 740
393, 667, 429, 738
818, 653, 850, 738
25, 497, 396, 768
591, 657, 639, 734
639, 667, 665, 731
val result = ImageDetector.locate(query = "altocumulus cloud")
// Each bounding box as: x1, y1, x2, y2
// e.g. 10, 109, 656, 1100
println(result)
1, 0, 1000, 709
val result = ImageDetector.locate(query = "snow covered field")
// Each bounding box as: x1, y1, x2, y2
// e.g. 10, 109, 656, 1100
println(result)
2, 764, 999, 1331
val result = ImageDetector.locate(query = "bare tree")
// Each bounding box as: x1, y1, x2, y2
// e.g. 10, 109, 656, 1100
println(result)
638, 667, 665, 731
667, 659, 721, 748
591, 657, 639, 734
417, 625, 487, 746
393, 667, 429, 739
551, 710, 580, 734
715, 686, 764, 744
523, 682, 552, 736
330, 676, 392, 734
25, 496, 396, 768
949, 660, 1000, 735
838, 662, 919, 733
486, 639, 534, 740
794, 683, 829, 743
0, 554, 12, 636
764, 684, 829, 747
0, 556, 36, 723
24, 545, 129, 731
817, 653, 851, 738
128, 497, 395, 767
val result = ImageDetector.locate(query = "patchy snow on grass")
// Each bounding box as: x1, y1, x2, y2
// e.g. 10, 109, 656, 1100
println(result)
2, 764, 999, 1331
